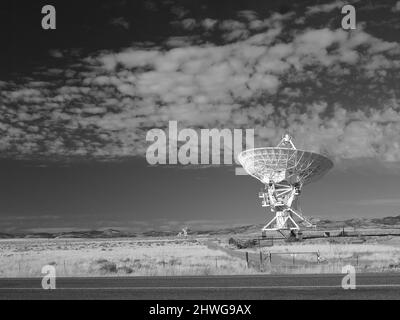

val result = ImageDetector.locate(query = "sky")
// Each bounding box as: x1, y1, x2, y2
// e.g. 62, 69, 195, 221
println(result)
0, 0, 399, 233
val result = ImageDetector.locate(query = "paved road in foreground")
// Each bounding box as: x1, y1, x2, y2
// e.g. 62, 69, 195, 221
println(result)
0, 273, 399, 299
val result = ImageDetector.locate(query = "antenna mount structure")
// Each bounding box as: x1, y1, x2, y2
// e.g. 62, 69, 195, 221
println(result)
238, 133, 333, 235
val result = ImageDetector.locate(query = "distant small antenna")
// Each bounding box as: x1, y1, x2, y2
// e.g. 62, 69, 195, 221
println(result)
177, 227, 188, 238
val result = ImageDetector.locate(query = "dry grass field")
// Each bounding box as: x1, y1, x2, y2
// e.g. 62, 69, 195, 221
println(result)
1, 233, 400, 277
224, 236, 400, 274
0, 238, 256, 277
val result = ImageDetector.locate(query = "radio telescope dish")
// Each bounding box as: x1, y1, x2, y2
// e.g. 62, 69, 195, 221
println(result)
238, 134, 333, 234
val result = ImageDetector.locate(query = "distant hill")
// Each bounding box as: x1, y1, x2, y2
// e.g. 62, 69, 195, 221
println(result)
314, 215, 400, 229
0, 232, 14, 239
371, 215, 400, 225
0, 229, 136, 239
0, 215, 399, 239
54, 229, 133, 238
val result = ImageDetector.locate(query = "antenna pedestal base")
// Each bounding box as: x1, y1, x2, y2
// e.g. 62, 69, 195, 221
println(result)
261, 208, 315, 232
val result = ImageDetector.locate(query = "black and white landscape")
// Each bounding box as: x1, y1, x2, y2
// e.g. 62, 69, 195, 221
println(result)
0, 0, 399, 300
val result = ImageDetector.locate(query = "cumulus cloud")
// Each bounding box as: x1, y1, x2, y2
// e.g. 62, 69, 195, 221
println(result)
306, 0, 345, 15
392, 1, 400, 12
109, 17, 130, 29
1, 5, 400, 164
305, 0, 376, 17
305, 0, 356, 16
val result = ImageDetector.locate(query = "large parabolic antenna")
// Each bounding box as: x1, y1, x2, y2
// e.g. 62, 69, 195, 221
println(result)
238, 134, 333, 233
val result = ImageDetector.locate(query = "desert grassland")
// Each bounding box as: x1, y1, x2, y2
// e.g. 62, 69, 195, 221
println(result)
2, 236, 400, 277
0, 238, 256, 277
235, 236, 400, 273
